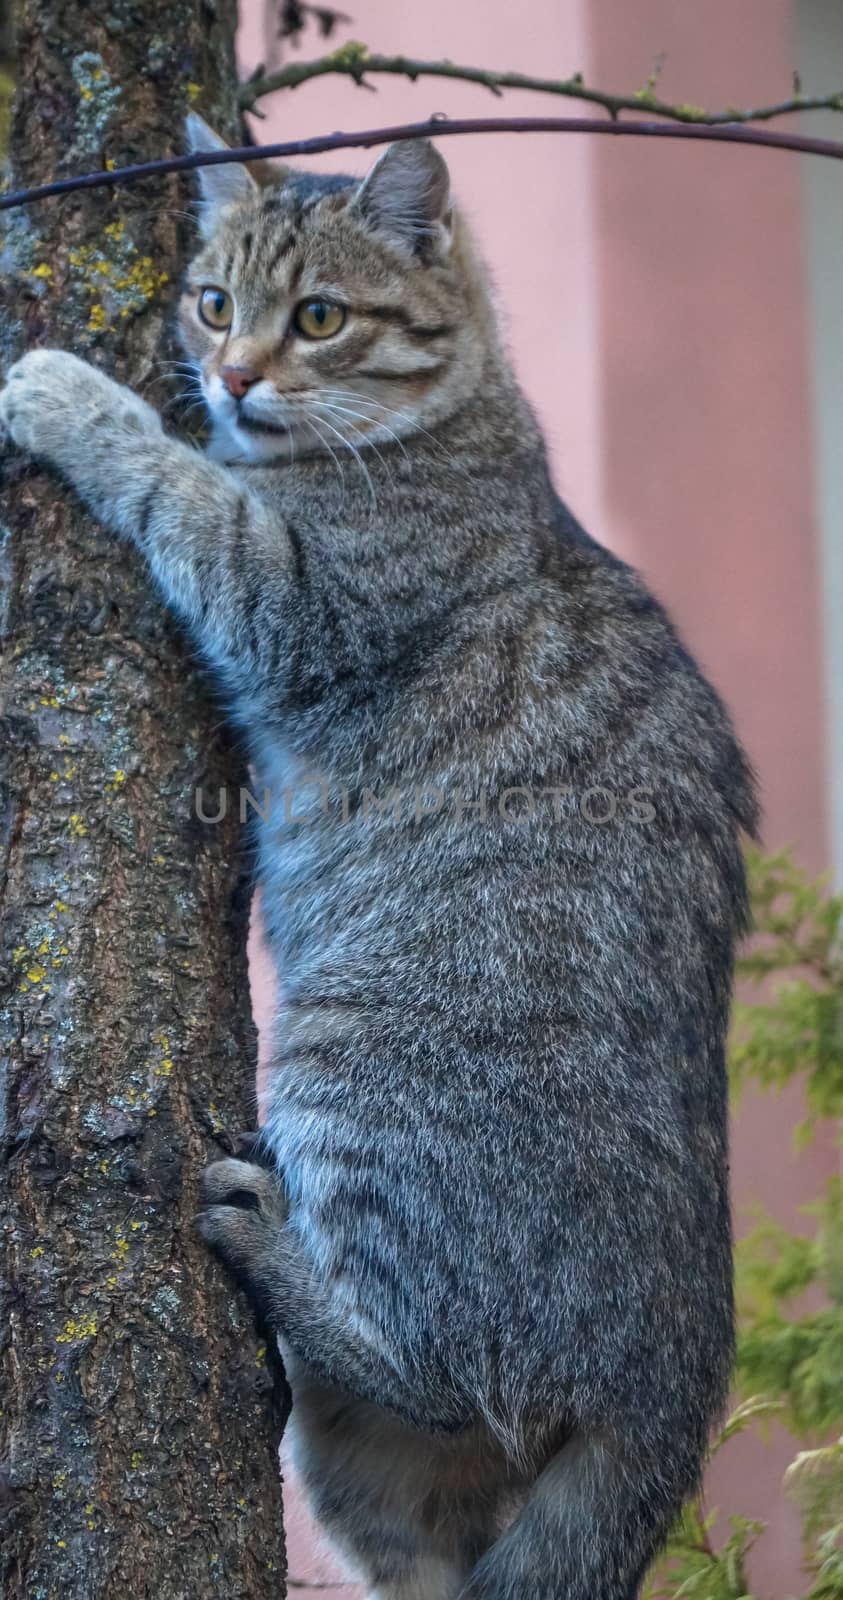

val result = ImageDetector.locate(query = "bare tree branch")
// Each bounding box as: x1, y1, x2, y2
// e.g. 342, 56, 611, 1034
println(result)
237, 42, 843, 127
2, 113, 843, 216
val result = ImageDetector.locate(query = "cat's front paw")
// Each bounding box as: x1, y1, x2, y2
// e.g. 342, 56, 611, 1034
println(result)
1, 349, 102, 459
198, 1158, 288, 1321
0, 349, 160, 467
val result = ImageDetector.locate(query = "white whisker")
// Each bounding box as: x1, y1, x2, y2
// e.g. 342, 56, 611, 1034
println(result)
141, 370, 200, 399
311, 402, 397, 481
163, 394, 208, 427
308, 389, 454, 461
306, 408, 377, 509
300, 412, 346, 498
131, 205, 202, 233
311, 398, 409, 464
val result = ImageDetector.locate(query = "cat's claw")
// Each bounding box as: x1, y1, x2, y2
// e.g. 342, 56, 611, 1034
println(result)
233, 1127, 277, 1168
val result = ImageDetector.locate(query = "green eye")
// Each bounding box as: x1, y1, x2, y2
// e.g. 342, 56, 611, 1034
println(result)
198, 287, 233, 330
294, 300, 345, 340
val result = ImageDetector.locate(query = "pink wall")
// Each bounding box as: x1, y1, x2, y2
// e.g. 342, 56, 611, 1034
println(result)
238, 2, 835, 1591
591, 0, 827, 866
589, 4, 834, 1589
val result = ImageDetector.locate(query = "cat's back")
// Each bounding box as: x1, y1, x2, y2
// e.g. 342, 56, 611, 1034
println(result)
546, 498, 758, 843
386, 462, 757, 851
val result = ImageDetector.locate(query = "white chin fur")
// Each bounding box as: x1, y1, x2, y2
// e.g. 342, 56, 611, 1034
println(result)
204, 415, 291, 464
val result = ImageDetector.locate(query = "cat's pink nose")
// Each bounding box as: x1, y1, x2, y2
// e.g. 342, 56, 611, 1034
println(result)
221, 365, 260, 400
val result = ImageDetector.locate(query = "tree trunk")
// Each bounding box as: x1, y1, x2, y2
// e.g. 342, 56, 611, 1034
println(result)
0, 5, 288, 1596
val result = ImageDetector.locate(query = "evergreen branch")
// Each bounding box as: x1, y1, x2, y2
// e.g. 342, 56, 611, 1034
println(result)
3, 114, 843, 214
711, 1395, 785, 1453
238, 43, 843, 128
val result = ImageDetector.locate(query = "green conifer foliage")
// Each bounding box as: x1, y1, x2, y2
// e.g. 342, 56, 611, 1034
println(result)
646, 849, 843, 1599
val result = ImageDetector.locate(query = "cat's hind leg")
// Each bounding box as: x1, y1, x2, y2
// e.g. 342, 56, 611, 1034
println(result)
284, 1357, 510, 1600
199, 1159, 520, 1597
198, 1156, 468, 1430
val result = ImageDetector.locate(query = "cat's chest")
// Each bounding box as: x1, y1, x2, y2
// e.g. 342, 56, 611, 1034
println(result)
249, 738, 323, 869
248, 736, 341, 953
249, 738, 317, 822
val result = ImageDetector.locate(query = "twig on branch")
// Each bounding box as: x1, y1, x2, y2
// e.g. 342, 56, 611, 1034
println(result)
277, 3, 352, 43
237, 42, 843, 127
2, 113, 843, 214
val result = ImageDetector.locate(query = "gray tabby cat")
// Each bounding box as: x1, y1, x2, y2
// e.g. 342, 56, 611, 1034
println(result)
0, 118, 758, 1599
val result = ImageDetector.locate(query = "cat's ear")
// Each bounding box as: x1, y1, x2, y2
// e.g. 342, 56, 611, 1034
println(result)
185, 114, 257, 234
351, 140, 452, 260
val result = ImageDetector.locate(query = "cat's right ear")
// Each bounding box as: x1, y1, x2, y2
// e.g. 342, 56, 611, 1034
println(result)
185, 114, 257, 236
351, 140, 452, 261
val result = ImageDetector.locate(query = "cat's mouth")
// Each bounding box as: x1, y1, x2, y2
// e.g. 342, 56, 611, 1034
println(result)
236, 412, 289, 436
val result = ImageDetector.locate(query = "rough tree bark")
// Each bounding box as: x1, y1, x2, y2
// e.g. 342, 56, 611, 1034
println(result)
0, 4, 288, 1596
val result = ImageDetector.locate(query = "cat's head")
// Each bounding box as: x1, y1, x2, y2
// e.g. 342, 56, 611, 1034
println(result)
179, 116, 491, 463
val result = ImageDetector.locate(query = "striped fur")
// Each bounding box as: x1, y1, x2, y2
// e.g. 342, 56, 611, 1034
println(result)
0, 128, 758, 1599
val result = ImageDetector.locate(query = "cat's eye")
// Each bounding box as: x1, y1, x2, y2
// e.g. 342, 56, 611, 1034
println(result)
198, 287, 233, 330
294, 300, 346, 340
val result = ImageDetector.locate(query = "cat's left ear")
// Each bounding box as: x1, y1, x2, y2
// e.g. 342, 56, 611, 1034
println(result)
185, 114, 258, 235
351, 140, 452, 261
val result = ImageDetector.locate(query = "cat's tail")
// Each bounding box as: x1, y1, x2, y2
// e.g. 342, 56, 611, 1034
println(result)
459, 1429, 684, 1600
